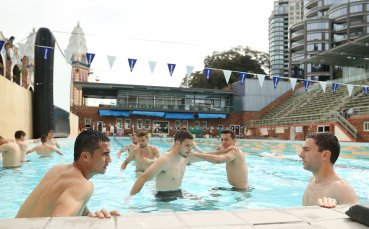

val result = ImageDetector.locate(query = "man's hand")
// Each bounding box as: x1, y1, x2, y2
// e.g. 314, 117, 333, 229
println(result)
317, 197, 337, 208
88, 209, 121, 218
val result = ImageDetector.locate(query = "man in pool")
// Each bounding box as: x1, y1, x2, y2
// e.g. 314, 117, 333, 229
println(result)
191, 130, 248, 190
299, 132, 357, 208
117, 133, 138, 158
16, 130, 120, 218
129, 129, 194, 201
15, 130, 28, 162
120, 132, 160, 174
26, 135, 64, 157
46, 129, 60, 148
0, 136, 21, 168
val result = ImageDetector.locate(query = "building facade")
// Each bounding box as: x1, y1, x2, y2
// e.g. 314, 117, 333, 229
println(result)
289, 0, 369, 81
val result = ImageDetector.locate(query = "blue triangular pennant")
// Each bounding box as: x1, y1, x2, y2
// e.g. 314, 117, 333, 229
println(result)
41, 47, 53, 60
272, 76, 280, 89
332, 83, 339, 94
204, 68, 213, 80
0, 40, 4, 51
167, 63, 176, 76
86, 53, 95, 67
240, 72, 247, 85
364, 86, 368, 96
304, 80, 311, 91
128, 58, 137, 72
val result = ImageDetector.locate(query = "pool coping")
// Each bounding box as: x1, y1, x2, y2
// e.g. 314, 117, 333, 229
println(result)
0, 205, 367, 229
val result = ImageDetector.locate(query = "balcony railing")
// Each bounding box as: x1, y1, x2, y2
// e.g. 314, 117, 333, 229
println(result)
112, 103, 233, 113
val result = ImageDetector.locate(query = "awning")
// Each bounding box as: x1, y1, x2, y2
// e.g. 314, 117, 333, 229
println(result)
165, 113, 194, 119
131, 111, 165, 117
99, 110, 130, 117
198, 113, 227, 119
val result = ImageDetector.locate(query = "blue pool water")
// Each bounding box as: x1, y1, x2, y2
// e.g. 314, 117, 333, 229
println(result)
1, 137, 369, 218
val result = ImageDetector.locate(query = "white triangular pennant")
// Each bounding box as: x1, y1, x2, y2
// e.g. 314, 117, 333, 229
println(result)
290, 78, 297, 90
64, 50, 73, 63
223, 70, 232, 84
257, 74, 265, 88
319, 81, 327, 93
186, 65, 194, 77
107, 55, 116, 69
347, 84, 354, 96
148, 61, 157, 74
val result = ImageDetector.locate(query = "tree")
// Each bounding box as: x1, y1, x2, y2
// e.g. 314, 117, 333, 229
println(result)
181, 46, 269, 89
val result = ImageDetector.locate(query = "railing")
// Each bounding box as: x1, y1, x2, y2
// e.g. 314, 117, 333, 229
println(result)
111, 103, 233, 113
352, 106, 369, 116
248, 111, 357, 139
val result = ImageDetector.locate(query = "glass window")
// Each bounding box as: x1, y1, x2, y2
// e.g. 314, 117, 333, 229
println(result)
124, 119, 131, 129
84, 118, 92, 128
137, 119, 143, 129
202, 121, 207, 130
194, 121, 200, 128
182, 120, 188, 129
175, 120, 181, 128
116, 118, 123, 129
350, 4, 363, 13
317, 125, 330, 133
144, 119, 151, 130
307, 22, 329, 30
364, 122, 369, 131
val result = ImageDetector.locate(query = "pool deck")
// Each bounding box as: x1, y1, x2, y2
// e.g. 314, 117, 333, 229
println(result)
0, 205, 367, 229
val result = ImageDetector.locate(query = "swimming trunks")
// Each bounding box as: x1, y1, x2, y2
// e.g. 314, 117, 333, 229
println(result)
155, 189, 183, 202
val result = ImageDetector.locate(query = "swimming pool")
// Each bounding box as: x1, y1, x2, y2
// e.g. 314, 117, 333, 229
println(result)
0, 137, 368, 218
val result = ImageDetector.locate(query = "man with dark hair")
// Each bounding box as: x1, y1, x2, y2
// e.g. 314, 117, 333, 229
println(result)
15, 130, 28, 162
26, 135, 63, 157
192, 130, 248, 190
299, 132, 357, 208
120, 132, 160, 174
129, 129, 194, 200
47, 130, 60, 148
16, 130, 120, 218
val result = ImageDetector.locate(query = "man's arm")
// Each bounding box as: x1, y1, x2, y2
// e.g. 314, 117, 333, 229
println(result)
130, 156, 168, 195
53, 146, 64, 156
52, 182, 93, 216
152, 146, 160, 159
117, 145, 129, 158
54, 140, 60, 149
26, 146, 37, 155
121, 150, 136, 170
192, 151, 236, 164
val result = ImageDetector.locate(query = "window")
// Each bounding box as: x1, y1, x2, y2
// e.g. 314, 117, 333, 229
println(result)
84, 118, 92, 128
137, 119, 143, 129
153, 121, 169, 134
317, 125, 330, 133
182, 120, 188, 129
364, 122, 369, 131
144, 119, 151, 130
202, 121, 207, 130
124, 119, 131, 129
116, 118, 123, 129
194, 121, 200, 128
175, 120, 181, 130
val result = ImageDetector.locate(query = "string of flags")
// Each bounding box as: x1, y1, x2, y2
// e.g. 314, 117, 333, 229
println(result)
1, 39, 368, 96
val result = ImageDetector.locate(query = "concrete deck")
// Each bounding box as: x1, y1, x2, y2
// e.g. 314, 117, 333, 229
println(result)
0, 205, 366, 229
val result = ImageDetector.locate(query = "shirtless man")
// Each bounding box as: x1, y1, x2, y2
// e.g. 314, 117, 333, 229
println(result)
117, 133, 138, 158
47, 130, 60, 148
26, 135, 63, 157
299, 132, 357, 208
121, 132, 160, 174
16, 130, 120, 218
192, 130, 248, 190
129, 129, 194, 201
0, 136, 21, 168
15, 130, 28, 162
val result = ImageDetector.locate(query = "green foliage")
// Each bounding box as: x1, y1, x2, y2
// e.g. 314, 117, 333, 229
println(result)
180, 46, 270, 89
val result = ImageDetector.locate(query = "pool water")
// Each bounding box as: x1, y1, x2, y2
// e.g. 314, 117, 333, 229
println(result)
0, 137, 368, 218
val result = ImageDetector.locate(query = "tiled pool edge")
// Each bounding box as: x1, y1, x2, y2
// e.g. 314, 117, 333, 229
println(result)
0, 205, 367, 229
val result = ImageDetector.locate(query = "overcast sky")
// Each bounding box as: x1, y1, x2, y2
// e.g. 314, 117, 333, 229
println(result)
2, 0, 274, 87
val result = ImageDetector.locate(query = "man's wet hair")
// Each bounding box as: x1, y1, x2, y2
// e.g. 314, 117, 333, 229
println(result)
40, 135, 48, 143
137, 132, 148, 138
74, 130, 110, 161
15, 130, 26, 139
221, 130, 236, 140
306, 132, 340, 164
174, 128, 193, 143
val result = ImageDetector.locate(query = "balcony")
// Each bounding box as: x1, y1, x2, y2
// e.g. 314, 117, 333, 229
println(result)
112, 102, 233, 113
